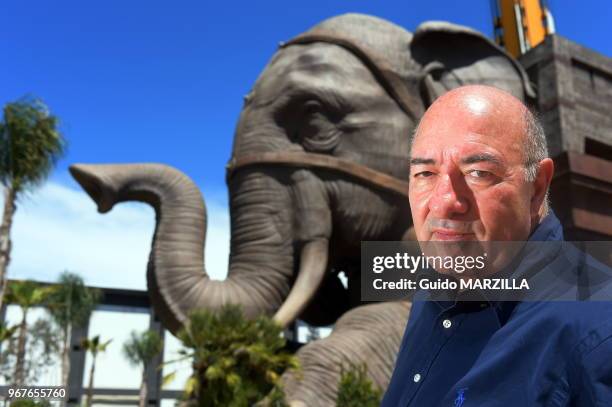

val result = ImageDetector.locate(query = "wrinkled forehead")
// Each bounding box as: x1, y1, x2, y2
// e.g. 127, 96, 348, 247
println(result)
251, 43, 389, 105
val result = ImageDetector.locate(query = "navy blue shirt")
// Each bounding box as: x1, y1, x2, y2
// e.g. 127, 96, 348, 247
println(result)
382, 214, 612, 407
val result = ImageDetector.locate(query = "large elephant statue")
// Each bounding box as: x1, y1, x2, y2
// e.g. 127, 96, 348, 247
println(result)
70, 13, 534, 406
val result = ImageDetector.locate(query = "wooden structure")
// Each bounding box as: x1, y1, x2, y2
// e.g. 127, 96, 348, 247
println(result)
520, 35, 612, 240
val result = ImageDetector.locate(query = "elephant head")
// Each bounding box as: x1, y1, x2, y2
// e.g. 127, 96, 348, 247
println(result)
410, 21, 535, 105
70, 12, 538, 407
70, 14, 420, 334
70, 13, 535, 346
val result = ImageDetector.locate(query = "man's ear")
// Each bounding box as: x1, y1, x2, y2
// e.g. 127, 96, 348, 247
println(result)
410, 21, 536, 107
531, 158, 554, 219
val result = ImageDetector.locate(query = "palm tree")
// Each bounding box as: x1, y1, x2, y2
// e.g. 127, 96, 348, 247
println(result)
82, 335, 112, 407
123, 330, 164, 407
0, 96, 66, 309
6, 280, 54, 386
47, 271, 100, 393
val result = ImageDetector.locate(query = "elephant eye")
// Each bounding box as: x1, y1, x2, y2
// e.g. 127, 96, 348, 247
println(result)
274, 95, 345, 153
302, 100, 323, 116
295, 100, 341, 153
300, 101, 327, 131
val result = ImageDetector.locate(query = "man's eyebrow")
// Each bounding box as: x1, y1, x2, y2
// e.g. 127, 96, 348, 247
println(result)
461, 153, 503, 166
409, 157, 435, 165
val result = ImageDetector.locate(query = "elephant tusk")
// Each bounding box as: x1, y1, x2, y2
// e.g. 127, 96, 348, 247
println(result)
273, 239, 329, 328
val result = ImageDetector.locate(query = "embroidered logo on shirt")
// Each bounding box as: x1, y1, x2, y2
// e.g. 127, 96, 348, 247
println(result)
454, 388, 468, 407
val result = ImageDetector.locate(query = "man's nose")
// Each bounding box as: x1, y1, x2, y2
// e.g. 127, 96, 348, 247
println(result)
428, 173, 470, 218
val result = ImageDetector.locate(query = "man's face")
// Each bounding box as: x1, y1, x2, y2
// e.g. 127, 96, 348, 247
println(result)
408, 90, 534, 244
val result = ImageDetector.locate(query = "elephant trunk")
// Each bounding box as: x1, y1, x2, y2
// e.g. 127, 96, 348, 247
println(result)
70, 163, 329, 333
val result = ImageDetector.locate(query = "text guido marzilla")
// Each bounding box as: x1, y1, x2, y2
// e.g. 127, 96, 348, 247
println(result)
373, 278, 530, 291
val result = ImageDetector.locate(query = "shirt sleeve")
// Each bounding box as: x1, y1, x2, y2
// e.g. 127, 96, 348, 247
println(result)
575, 334, 612, 406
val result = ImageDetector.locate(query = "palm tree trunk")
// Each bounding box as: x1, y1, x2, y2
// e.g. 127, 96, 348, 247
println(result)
139, 369, 147, 407
0, 186, 16, 310
13, 306, 28, 386
86, 354, 96, 407
61, 324, 72, 406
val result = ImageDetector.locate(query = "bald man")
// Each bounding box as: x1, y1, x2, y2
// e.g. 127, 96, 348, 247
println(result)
381, 85, 612, 406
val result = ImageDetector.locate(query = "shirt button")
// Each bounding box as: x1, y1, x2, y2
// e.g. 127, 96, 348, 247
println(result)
442, 319, 452, 329
413, 373, 422, 383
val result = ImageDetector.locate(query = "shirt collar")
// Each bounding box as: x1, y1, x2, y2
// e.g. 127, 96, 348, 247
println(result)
528, 211, 564, 242
430, 212, 564, 325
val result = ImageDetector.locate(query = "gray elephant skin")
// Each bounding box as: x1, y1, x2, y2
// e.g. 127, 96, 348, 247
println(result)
70, 13, 534, 407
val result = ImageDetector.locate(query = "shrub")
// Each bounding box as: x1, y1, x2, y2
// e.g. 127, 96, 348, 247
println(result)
175, 304, 298, 407
336, 362, 382, 407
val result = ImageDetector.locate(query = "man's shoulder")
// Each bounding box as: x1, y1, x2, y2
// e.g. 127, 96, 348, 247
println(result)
558, 241, 611, 273
559, 241, 612, 299
531, 240, 612, 301
514, 300, 612, 356
516, 300, 612, 327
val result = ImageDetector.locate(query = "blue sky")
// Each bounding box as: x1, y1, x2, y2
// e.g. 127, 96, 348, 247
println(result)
2, 0, 610, 203
1, 1, 611, 289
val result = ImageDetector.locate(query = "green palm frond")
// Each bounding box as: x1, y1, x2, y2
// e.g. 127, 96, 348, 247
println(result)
81, 335, 112, 356
0, 96, 67, 193
161, 371, 177, 389
0, 322, 17, 342
174, 304, 297, 407
122, 330, 163, 368
336, 362, 382, 407
6, 280, 53, 310
47, 271, 100, 330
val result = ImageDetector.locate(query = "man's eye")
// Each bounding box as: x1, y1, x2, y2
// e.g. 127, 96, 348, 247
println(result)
467, 169, 492, 179
414, 171, 435, 178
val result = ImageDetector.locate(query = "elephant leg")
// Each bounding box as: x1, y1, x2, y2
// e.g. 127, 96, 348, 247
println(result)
281, 301, 411, 407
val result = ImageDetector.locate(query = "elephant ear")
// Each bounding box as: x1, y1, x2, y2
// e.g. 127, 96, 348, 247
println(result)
410, 21, 536, 106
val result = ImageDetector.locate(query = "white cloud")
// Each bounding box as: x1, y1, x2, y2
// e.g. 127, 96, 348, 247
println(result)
1, 181, 230, 289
